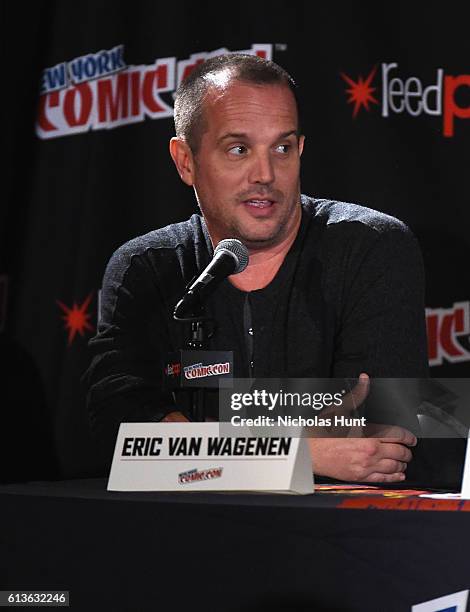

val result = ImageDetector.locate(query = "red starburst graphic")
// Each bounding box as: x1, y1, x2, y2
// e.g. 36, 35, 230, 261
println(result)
56, 293, 94, 345
341, 66, 379, 117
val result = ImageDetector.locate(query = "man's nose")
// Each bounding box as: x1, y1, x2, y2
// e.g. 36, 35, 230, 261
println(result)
248, 150, 274, 185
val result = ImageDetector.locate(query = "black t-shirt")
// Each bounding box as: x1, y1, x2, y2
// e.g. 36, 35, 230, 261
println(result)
83, 195, 430, 463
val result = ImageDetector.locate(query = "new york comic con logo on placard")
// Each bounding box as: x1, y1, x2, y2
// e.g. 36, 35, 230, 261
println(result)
341, 62, 470, 136
178, 467, 223, 485
36, 44, 273, 139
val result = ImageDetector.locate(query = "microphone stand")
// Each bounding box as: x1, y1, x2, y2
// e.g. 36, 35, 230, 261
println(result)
167, 257, 237, 423
173, 303, 213, 422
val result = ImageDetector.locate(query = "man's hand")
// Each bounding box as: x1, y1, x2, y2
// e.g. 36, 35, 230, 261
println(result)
307, 372, 417, 482
161, 411, 189, 422
317, 372, 370, 428
308, 428, 417, 483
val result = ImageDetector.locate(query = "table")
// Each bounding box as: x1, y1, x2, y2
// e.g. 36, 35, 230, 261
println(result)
1, 479, 469, 611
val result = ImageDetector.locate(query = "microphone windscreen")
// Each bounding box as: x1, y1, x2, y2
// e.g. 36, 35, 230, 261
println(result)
214, 239, 249, 274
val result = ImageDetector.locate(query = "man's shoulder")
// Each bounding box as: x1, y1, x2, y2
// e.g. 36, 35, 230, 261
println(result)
114, 213, 205, 260
103, 214, 207, 288
301, 195, 411, 237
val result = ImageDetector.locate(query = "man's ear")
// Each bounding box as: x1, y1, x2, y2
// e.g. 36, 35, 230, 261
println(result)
298, 134, 305, 157
169, 137, 195, 186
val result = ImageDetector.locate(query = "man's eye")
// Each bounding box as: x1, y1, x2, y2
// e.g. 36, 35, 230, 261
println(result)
275, 144, 291, 154
228, 145, 247, 156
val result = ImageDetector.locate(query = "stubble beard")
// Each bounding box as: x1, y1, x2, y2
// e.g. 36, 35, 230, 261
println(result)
236, 192, 302, 251
195, 188, 302, 250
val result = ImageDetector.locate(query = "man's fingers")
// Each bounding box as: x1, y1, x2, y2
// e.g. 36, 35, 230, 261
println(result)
369, 424, 417, 446
365, 472, 406, 483
162, 411, 189, 423
341, 372, 370, 411
319, 372, 370, 419
373, 459, 408, 474
378, 442, 413, 463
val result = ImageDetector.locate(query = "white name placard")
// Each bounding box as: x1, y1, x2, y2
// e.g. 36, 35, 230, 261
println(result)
459, 429, 470, 498
107, 422, 314, 494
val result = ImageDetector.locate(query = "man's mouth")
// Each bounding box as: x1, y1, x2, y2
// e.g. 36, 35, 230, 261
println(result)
243, 199, 274, 209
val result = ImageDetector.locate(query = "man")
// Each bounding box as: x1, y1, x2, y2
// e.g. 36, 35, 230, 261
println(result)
85, 54, 428, 483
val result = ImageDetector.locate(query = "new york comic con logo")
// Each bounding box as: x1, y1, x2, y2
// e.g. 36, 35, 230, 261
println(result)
178, 467, 223, 485
184, 362, 231, 380
341, 63, 470, 136
36, 43, 273, 139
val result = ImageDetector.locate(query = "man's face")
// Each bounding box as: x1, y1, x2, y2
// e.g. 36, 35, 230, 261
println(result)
173, 80, 305, 250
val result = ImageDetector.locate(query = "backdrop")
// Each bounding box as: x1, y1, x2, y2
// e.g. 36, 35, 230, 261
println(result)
4, 1, 470, 480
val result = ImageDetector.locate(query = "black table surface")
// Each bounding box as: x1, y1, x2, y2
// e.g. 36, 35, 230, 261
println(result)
0, 476, 461, 507
1, 478, 469, 612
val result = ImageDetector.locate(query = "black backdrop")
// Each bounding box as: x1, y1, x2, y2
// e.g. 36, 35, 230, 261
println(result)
3, 1, 470, 480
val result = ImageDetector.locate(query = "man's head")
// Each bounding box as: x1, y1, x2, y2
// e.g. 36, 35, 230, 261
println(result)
170, 54, 305, 250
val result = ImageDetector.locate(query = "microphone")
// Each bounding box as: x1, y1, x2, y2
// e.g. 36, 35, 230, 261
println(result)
174, 238, 249, 319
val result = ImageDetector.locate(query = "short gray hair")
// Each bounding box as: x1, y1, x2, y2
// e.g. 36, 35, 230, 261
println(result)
173, 53, 300, 153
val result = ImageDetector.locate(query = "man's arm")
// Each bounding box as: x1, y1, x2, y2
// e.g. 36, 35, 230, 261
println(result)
311, 223, 428, 482
83, 243, 182, 464
333, 222, 428, 380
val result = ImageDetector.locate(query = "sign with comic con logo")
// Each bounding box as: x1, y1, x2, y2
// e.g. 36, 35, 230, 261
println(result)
108, 422, 313, 494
